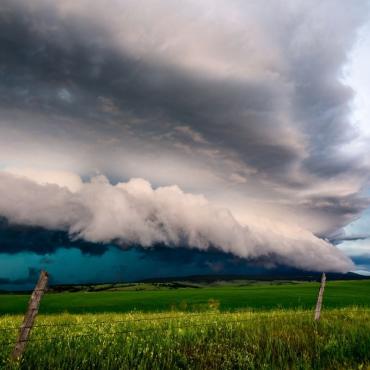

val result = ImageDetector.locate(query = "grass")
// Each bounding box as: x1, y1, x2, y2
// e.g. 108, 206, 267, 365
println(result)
2, 280, 370, 369
1, 308, 370, 369
2, 280, 370, 315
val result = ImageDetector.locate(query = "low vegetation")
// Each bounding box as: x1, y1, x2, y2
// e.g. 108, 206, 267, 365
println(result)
1, 280, 370, 369
1, 308, 370, 369
2, 280, 370, 315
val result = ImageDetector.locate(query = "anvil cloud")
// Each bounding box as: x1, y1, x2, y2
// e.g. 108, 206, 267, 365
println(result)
0, 0, 369, 272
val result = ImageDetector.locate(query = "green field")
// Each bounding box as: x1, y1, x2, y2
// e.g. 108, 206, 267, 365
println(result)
2, 280, 370, 315
2, 309, 370, 369
1, 280, 370, 369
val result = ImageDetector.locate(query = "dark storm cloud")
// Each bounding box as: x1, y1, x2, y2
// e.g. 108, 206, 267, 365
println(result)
331, 234, 370, 245
0, 213, 319, 276
300, 194, 370, 237
0, 266, 39, 286
0, 172, 354, 271
352, 255, 370, 265
134, 245, 313, 277
0, 2, 285, 167
0, 0, 369, 270
137, 245, 310, 274
1, 0, 296, 184
1, 0, 367, 187
349, 255, 370, 276
0, 217, 110, 255
0, 220, 316, 280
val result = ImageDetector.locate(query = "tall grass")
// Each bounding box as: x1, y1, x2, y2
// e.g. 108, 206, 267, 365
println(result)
1, 308, 370, 369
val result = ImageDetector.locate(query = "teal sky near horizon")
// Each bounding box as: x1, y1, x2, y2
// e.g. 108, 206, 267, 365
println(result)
0, 246, 277, 291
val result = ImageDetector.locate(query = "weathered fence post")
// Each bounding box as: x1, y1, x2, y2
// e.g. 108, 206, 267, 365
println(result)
314, 272, 326, 321
11, 270, 49, 361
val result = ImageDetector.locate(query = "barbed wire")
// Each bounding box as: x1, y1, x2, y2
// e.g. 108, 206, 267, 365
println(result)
0, 314, 323, 346
1, 307, 369, 333
2, 308, 370, 346
0, 311, 234, 332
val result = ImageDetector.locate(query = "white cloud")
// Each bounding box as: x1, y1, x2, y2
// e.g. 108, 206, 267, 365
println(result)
4, 167, 83, 192
0, 171, 353, 272
338, 239, 370, 257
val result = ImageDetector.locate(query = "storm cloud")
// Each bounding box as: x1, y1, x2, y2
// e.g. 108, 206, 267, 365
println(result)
0, 0, 369, 273
0, 171, 353, 272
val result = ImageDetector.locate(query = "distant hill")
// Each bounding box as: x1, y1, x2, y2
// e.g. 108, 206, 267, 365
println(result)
40, 271, 368, 293
138, 271, 368, 283
3, 270, 368, 294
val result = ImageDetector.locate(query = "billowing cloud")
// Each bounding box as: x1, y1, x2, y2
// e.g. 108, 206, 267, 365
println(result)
0, 171, 353, 272
4, 167, 83, 192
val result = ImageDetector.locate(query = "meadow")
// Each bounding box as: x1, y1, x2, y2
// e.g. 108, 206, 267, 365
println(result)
1, 280, 370, 369
1, 279, 370, 315
2, 309, 370, 369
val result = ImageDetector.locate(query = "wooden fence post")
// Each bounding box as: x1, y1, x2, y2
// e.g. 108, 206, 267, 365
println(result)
314, 272, 326, 321
11, 270, 49, 361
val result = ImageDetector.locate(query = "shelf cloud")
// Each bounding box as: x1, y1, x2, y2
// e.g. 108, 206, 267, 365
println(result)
0, 171, 353, 272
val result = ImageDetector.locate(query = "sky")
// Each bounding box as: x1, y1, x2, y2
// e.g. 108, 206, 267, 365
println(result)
0, 0, 370, 288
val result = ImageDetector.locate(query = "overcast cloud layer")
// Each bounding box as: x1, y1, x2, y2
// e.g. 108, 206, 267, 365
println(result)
0, 0, 369, 273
